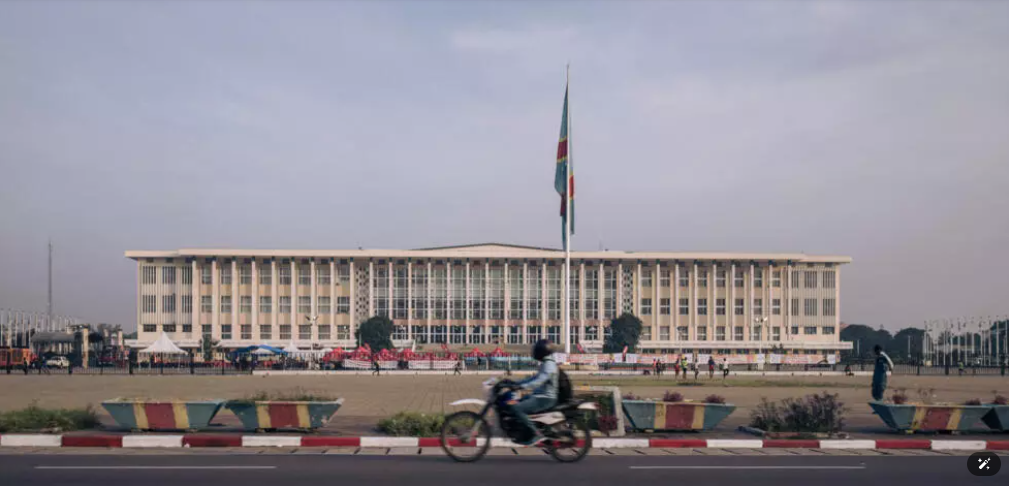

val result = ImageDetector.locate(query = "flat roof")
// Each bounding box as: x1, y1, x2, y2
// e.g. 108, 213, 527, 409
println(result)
125, 243, 851, 264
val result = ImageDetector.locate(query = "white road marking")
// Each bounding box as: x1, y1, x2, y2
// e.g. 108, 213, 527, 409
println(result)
630, 466, 867, 470
35, 466, 277, 470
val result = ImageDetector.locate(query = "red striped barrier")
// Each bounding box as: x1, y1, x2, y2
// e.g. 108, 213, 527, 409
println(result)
301, 437, 362, 447
763, 439, 820, 448
183, 434, 242, 448
62, 435, 123, 448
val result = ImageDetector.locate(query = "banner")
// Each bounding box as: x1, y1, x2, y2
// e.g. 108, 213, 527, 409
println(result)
769, 353, 782, 364
408, 360, 457, 370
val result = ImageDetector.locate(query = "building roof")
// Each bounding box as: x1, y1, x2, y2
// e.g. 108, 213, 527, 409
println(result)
126, 243, 851, 264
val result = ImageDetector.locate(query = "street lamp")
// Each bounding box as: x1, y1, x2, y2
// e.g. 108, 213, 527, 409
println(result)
754, 316, 769, 367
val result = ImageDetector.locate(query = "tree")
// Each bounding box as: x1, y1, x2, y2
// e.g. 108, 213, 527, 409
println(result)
199, 336, 219, 361
891, 327, 925, 363
603, 313, 642, 353
357, 316, 394, 352
839, 324, 892, 360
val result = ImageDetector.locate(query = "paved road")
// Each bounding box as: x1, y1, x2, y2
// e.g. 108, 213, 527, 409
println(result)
0, 452, 993, 486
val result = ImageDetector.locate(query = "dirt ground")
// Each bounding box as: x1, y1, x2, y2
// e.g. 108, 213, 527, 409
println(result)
1, 373, 1006, 437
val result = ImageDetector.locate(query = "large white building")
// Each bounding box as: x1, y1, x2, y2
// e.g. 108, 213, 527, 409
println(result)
125, 244, 852, 356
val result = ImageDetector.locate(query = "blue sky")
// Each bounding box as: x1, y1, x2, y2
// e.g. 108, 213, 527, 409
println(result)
1, 0, 1007, 330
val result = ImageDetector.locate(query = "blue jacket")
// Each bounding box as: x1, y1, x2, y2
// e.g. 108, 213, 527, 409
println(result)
518, 356, 559, 400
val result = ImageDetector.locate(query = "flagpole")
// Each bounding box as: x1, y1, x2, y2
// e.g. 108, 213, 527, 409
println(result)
563, 63, 572, 356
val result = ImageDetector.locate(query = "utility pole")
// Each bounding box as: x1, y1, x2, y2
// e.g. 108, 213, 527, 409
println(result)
48, 239, 53, 326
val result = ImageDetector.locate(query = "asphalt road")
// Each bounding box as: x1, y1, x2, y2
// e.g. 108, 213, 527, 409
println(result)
0, 453, 992, 486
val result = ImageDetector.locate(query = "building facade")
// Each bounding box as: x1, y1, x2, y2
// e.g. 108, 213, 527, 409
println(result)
125, 244, 852, 356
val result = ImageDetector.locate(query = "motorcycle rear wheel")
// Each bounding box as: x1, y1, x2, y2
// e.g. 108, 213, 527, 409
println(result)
440, 411, 492, 462
546, 416, 592, 463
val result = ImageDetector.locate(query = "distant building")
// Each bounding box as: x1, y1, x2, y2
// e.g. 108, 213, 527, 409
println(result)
125, 244, 852, 356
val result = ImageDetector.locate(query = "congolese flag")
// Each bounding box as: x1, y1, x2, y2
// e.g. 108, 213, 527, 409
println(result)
554, 85, 575, 247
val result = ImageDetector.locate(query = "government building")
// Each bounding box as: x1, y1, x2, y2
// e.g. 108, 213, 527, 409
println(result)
125, 244, 852, 358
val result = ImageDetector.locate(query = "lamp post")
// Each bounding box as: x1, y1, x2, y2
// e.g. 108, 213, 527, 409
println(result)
754, 316, 768, 369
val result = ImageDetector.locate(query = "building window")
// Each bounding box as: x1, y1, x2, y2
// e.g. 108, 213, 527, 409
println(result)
660, 298, 670, 315
450, 325, 465, 344
603, 269, 616, 319
641, 270, 652, 287
547, 325, 561, 343
804, 298, 817, 316
318, 325, 331, 340
162, 324, 176, 333
804, 271, 817, 289
734, 298, 744, 316
221, 325, 232, 340
337, 296, 350, 314
181, 295, 192, 314
715, 298, 726, 316
260, 296, 272, 314
772, 270, 781, 288
261, 325, 272, 340
546, 268, 561, 320
790, 298, 800, 316
751, 327, 762, 341
660, 269, 670, 287
201, 324, 212, 336
677, 326, 689, 340
163, 267, 176, 285
791, 326, 800, 336
734, 326, 744, 341
181, 267, 192, 285
142, 295, 157, 313
142, 324, 156, 333
772, 298, 781, 315
754, 268, 763, 288
280, 325, 292, 340
772, 327, 781, 341
338, 266, 351, 285
221, 266, 232, 285
640, 298, 652, 316
240, 296, 252, 314
240, 266, 251, 285
201, 296, 212, 313
451, 267, 467, 320
805, 326, 817, 335
714, 269, 724, 287
162, 295, 176, 313
641, 327, 652, 341
220, 296, 232, 314
679, 298, 689, 316
298, 296, 311, 314
734, 269, 744, 288
791, 270, 800, 288
142, 266, 157, 284
393, 266, 409, 320
279, 296, 291, 314
583, 269, 597, 320
395, 325, 409, 342
585, 325, 599, 341
715, 326, 726, 341
298, 265, 311, 286
279, 266, 292, 285
241, 325, 252, 340
299, 325, 312, 340
491, 268, 505, 320
697, 298, 708, 316
823, 298, 836, 316
319, 296, 332, 314
567, 270, 579, 321
432, 267, 447, 320
318, 266, 331, 285
678, 269, 689, 287
696, 326, 708, 341
754, 298, 763, 316
337, 325, 350, 340
182, 324, 192, 333
201, 266, 212, 285
260, 267, 272, 286
823, 271, 836, 289
823, 326, 836, 335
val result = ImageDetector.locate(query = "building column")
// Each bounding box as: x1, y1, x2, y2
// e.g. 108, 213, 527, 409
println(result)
834, 266, 841, 338
368, 261, 374, 318
290, 260, 297, 339
617, 263, 624, 317
691, 262, 698, 342
541, 262, 547, 327
426, 261, 432, 338
579, 262, 586, 344
465, 261, 472, 343
252, 259, 258, 340
748, 262, 754, 344
504, 261, 510, 324
597, 262, 604, 325
785, 263, 791, 341
329, 259, 336, 332
192, 260, 199, 338
729, 262, 735, 342
310, 260, 318, 341
522, 262, 528, 343
211, 259, 220, 340
654, 262, 660, 341
388, 261, 393, 321
672, 263, 679, 340
349, 260, 356, 334
484, 260, 490, 342
407, 261, 413, 340
271, 260, 278, 333
635, 262, 642, 318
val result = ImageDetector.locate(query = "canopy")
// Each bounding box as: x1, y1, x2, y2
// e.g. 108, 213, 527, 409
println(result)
489, 347, 509, 358
283, 341, 301, 353
465, 347, 486, 358
139, 332, 186, 355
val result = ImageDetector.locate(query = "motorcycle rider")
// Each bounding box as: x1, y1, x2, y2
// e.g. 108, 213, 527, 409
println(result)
507, 339, 559, 446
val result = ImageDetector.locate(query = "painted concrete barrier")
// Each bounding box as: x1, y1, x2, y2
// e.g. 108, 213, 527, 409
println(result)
622, 400, 735, 431
225, 399, 344, 431
981, 404, 1009, 431
869, 401, 991, 432
102, 400, 225, 431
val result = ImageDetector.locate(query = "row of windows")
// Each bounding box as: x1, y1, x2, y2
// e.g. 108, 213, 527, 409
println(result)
641, 298, 837, 317
144, 295, 351, 314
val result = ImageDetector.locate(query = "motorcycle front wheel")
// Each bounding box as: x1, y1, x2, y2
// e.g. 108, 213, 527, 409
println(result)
440, 411, 492, 462
546, 415, 592, 463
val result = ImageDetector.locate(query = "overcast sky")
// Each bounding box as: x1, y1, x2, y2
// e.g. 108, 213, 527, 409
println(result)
1, 0, 1007, 332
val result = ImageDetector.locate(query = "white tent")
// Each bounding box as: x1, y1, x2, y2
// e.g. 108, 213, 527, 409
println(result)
283, 341, 301, 353
252, 347, 276, 356
139, 332, 186, 355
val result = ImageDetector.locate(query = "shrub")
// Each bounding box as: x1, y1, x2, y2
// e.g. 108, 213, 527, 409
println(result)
597, 415, 619, 434
891, 389, 908, 405
622, 393, 641, 401
993, 394, 1008, 406
0, 403, 99, 433
964, 398, 982, 406
236, 388, 336, 403
748, 393, 847, 433
662, 391, 684, 403
377, 412, 444, 437
703, 394, 726, 404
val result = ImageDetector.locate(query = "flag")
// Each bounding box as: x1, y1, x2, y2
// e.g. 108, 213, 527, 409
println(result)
576, 343, 585, 354
555, 85, 575, 248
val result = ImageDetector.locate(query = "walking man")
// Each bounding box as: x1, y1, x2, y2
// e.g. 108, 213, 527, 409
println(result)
708, 356, 716, 379
871, 345, 894, 401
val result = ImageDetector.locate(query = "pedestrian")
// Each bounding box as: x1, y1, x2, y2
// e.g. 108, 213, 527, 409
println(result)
871, 345, 894, 401
707, 356, 716, 379
721, 358, 730, 378
844, 363, 854, 377
680, 356, 688, 379
654, 359, 661, 377
454, 359, 462, 376
673, 355, 681, 378
958, 360, 965, 376
23, 357, 29, 375
692, 362, 699, 380
372, 357, 380, 376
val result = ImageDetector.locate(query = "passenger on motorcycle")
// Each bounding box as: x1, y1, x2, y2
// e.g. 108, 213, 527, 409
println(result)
507, 339, 559, 446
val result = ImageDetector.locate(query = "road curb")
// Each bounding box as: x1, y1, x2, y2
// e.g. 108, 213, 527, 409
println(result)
2, 434, 1006, 450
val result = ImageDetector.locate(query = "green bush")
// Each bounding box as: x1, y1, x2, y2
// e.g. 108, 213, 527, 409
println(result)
0, 403, 99, 433
233, 388, 336, 404
749, 392, 847, 433
377, 412, 444, 437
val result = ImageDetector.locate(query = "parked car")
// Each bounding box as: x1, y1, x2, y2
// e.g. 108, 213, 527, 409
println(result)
45, 356, 70, 368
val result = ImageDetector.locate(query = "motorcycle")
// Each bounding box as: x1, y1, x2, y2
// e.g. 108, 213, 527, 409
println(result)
439, 378, 597, 463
